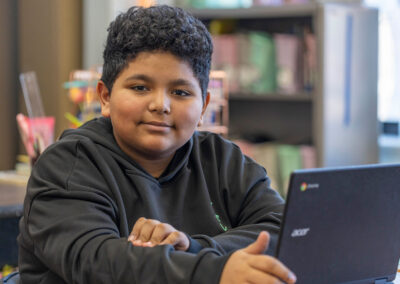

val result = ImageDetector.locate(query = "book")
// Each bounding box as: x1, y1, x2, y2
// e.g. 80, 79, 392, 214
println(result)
249, 32, 277, 94
252, 143, 281, 193
303, 29, 317, 92
274, 33, 302, 93
211, 35, 240, 92
277, 144, 302, 197
235, 140, 316, 197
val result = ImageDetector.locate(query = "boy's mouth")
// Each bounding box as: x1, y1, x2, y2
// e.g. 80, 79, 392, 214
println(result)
142, 121, 172, 128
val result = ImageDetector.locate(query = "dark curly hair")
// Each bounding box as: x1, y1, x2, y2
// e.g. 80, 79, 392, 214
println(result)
101, 5, 213, 100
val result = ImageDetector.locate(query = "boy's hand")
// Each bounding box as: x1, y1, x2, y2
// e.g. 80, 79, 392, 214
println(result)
220, 231, 297, 284
128, 217, 189, 251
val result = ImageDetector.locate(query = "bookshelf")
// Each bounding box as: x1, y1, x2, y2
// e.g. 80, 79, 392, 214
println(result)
187, 3, 379, 168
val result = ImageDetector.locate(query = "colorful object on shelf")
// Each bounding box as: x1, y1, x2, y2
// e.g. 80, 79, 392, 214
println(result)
1, 264, 17, 279
18, 71, 55, 164
68, 87, 85, 104
64, 112, 83, 128
16, 114, 55, 165
137, 0, 156, 7
63, 68, 102, 128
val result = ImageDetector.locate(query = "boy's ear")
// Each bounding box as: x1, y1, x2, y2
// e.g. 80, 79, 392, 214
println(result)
198, 91, 210, 127
97, 80, 111, 118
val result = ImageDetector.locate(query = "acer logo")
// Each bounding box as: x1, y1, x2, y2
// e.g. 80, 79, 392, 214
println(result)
291, 228, 310, 237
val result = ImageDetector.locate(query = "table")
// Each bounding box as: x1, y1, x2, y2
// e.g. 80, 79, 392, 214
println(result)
0, 174, 399, 281
0, 183, 26, 207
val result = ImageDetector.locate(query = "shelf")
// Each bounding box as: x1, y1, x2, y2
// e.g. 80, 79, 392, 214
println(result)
229, 92, 313, 102
187, 3, 317, 19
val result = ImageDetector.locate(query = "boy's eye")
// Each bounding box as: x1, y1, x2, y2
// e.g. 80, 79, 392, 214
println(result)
172, 89, 191, 97
131, 85, 149, 92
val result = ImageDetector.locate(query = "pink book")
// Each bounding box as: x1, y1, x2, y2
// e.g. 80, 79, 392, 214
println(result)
212, 35, 240, 91
274, 33, 301, 94
300, 145, 316, 169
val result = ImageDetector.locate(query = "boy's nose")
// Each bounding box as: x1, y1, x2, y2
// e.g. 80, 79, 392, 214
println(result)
148, 90, 171, 114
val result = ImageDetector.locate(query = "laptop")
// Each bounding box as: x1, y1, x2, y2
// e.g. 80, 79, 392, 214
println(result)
275, 163, 400, 284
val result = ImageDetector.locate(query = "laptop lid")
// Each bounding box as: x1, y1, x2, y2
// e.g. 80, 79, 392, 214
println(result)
276, 163, 400, 284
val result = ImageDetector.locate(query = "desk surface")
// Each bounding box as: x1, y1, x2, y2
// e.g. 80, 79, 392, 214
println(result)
0, 183, 27, 207
0, 171, 28, 207
0, 175, 399, 282
0, 172, 28, 217
0, 183, 26, 217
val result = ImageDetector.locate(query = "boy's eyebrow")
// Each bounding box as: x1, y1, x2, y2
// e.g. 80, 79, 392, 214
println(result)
125, 75, 197, 89
169, 79, 197, 89
125, 74, 154, 82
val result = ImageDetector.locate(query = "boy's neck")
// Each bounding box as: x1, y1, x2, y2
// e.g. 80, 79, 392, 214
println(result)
131, 153, 174, 178
112, 131, 176, 178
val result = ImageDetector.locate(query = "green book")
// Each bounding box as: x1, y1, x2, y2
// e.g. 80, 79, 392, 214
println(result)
249, 32, 277, 94
252, 143, 280, 193
277, 145, 302, 198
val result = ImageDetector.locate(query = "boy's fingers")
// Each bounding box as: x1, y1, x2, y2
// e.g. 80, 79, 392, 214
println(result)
159, 231, 179, 245
246, 268, 284, 284
129, 219, 189, 251
248, 255, 296, 284
131, 240, 155, 247
150, 223, 174, 244
160, 231, 189, 251
129, 217, 148, 242
137, 219, 160, 242
242, 231, 270, 255
129, 217, 162, 242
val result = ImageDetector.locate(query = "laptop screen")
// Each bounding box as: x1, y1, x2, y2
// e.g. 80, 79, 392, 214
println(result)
276, 164, 400, 284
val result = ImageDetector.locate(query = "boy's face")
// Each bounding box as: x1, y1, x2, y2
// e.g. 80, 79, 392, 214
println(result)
98, 51, 209, 161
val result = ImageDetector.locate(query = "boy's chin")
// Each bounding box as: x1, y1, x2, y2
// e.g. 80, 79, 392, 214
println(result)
139, 142, 180, 158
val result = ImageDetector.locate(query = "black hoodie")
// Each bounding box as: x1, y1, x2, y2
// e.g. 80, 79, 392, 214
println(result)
18, 117, 284, 283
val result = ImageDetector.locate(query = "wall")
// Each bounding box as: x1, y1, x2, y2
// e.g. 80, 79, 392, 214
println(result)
18, 0, 83, 139
0, 0, 19, 170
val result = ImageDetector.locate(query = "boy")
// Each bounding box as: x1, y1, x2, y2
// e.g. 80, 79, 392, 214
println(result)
18, 5, 296, 284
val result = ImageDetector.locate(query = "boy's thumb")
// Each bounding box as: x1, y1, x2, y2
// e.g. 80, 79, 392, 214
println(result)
243, 231, 270, 255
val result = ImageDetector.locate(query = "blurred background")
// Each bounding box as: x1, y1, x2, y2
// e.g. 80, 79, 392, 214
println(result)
0, 0, 399, 193
1, 0, 400, 275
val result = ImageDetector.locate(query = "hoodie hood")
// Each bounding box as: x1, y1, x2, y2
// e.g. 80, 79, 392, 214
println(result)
59, 117, 193, 183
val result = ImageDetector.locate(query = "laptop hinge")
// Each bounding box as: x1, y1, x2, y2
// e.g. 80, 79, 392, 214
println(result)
374, 278, 389, 284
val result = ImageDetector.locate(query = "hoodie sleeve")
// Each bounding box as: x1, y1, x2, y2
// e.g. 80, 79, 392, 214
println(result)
190, 137, 285, 256
190, 179, 284, 256
20, 140, 230, 284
